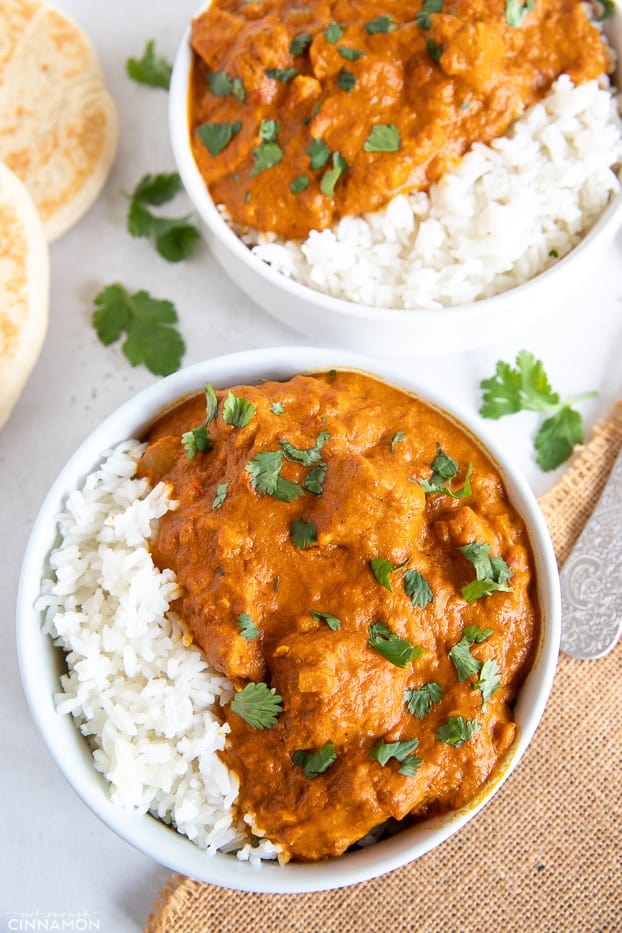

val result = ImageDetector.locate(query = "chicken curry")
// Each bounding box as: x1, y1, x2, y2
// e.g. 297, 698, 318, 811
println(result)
188, 0, 610, 238
138, 370, 539, 861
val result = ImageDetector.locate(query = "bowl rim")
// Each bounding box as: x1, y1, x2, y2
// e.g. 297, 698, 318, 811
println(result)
16, 346, 561, 893
169, 7, 622, 327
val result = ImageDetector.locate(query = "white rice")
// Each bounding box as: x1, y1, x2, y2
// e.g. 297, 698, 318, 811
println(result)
37, 440, 281, 864
244, 76, 622, 310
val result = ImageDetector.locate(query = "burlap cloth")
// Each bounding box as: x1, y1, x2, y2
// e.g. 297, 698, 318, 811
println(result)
145, 402, 622, 933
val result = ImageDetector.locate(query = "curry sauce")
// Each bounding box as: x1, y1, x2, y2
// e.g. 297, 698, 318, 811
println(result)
138, 371, 539, 862
188, 0, 610, 238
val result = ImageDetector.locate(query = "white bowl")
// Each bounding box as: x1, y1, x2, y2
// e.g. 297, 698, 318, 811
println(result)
169, 8, 622, 357
17, 347, 561, 893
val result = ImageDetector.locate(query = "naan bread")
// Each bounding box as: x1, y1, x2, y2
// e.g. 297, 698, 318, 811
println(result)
0, 161, 49, 430
0, 0, 118, 241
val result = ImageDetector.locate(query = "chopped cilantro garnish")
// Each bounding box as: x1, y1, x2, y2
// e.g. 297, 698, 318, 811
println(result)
126, 172, 200, 262
368, 622, 422, 668
265, 67, 298, 82
365, 15, 396, 33
271, 401, 285, 415
230, 682, 283, 729
245, 450, 305, 502
370, 557, 406, 591
290, 174, 310, 193
415, 0, 444, 29
181, 383, 218, 460
403, 570, 433, 609
320, 151, 348, 196
222, 391, 255, 428
292, 741, 337, 777
92, 283, 185, 376
336, 68, 356, 92
474, 658, 501, 709
390, 431, 405, 452
595, 0, 615, 20
417, 445, 473, 498
369, 737, 422, 775
212, 481, 229, 510
310, 610, 341, 630
426, 39, 444, 62
280, 431, 330, 466
304, 461, 328, 495
237, 612, 260, 640
449, 626, 493, 682
206, 69, 246, 101
126, 39, 172, 89
363, 124, 401, 152
404, 682, 443, 719
290, 518, 317, 548
337, 46, 366, 61
435, 716, 480, 747
505, 0, 535, 27
325, 20, 344, 43
307, 138, 331, 170
290, 32, 313, 55
459, 542, 513, 602
197, 120, 242, 156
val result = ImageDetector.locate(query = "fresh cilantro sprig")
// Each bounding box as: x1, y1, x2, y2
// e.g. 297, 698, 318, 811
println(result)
404, 682, 443, 719
237, 613, 260, 640
292, 741, 337, 777
182, 384, 218, 459
310, 610, 341, 630
368, 622, 423, 668
222, 391, 255, 428
449, 626, 493, 681
127, 173, 200, 262
92, 283, 184, 376
212, 482, 229, 510
479, 350, 596, 471
436, 716, 480, 747
230, 682, 283, 729
369, 737, 422, 776
370, 557, 406, 591
126, 39, 172, 89
417, 445, 473, 498
459, 542, 513, 602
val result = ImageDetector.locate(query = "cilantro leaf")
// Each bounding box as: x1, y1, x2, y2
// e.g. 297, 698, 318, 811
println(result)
594, 0, 615, 20
336, 68, 356, 92
474, 658, 501, 709
310, 610, 341, 630
271, 402, 285, 415
366, 15, 396, 33
449, 626, 493, 682
126, 173, 200, 262
222, 391, 256, 428
403, 570, 433, 609
459, 542, 513, 602
307, 138, 331, 170
368, 622, 423, 668
237, 613, 260, 640
126, 39, 172, 89
435, 716, 480, 747
230, 682, 283, 729
369, 737, 422, 774
251, 140, 284, 175
197, 120, 242, 156
416, 0, 444, 28
280, 431, 329, 466
325, 21, 344, 43
290, 174, 310, 193
274, 478, 306, 502
304, 461, 328, 495
337, 46, 366, 62
265, 67, 298, 82
364, 124, 401, 153
370, 557, 406, 591
427, 39, 444, 62
245, 450, 284, 495
404, 682, 443, 719
505, 0, 535, 27
182, 384, 218, 460
212, 482, 229, 510
320, 151, 348, 196
417, 447, 473, 498
480, 350, 559, 418
534, 405, 584, 471
290, 518, 317, 548
391, 431, 405, 452
290, 32, 313, 55
207, 69, 246, 101
292, 741, 337, 777
92, 284, 184, 376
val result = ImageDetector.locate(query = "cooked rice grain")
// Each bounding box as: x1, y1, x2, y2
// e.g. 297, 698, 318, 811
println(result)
37, 440, 281, 863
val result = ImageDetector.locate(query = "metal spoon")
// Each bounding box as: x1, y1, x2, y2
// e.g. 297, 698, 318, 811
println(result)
559, 446, 622, 659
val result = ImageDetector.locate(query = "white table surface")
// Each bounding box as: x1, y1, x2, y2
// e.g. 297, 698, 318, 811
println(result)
1, 3, 621, 931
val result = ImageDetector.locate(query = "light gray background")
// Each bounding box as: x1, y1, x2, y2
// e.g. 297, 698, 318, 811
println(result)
2, 2, 621, 930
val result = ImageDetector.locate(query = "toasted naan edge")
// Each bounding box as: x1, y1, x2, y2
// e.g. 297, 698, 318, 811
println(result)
0, 161, 49, 431
0, 0, 119, 242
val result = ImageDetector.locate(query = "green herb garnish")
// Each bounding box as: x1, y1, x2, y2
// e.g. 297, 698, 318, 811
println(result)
222, 391, 256, 428
206, 70, 246, 101
474, 658, 501, 709
415, 0, 444, 29
280, 431, 330, 466
365, 15, 396, 33
459, 542, 513, 602
369, 737, 422, 775
237, 613, 260, 640
594, 0, 615, 20
182, 383, 218, 459
449, 626, 492, 681
403, 570, 433, 609
479, 350, 596, 471
197, 120, 242, 156
292, 740, 337, 777
265, 67, 298, 82
245, 450, 305, 502
435, 716, 480, 747
504, 0, 535, 27
127, 173, 200, 262
336, 68, 356, 92
304, 461, 328, 495
368, 622, 422, 668
320, 152, 348, 196
92, 283, 184, 376
307, 138, 331, 170
390, 431, 405, 452
126, 39, 172, 89
370, 557, 406, 591
271, 402, 285, 415
404, 682, 443, 719
310, 610, 341, 630
290, 174, 310, 193
325, 21, 344, 43
363, 124, 401, 153
212, 482, 229, 510
337, 46, 366, 61
426, 39, 444, 62
230, 682, 283, 729
290, 32, 313, 55
417, 445, 473, 498
290, 518, 317, 548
